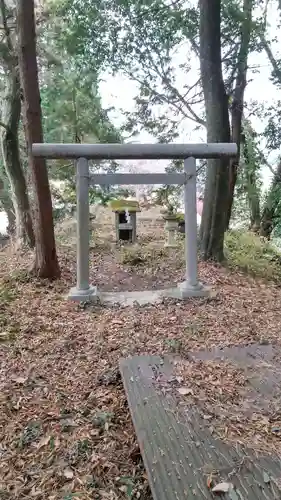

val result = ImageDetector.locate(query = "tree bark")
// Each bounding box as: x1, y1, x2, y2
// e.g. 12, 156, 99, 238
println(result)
226, 0, 253, 228
17, 0, 60, 278
199, 0, 231, 261
260, 160, 281, 240
1, 68, 35, 247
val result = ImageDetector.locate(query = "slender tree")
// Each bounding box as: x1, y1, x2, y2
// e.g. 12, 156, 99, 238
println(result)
17, 0, 60, 278
226, 0, 253, 228
0, 0, 34, 247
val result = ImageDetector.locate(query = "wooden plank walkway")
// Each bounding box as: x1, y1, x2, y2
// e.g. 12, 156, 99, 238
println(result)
119, 354, 281, 500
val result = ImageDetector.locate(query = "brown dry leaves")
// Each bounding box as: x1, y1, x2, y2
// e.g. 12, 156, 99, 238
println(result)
173, 358, 281, 454
1, 211, 281, 498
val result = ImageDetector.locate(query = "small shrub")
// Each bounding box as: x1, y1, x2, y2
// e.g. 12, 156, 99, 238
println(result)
120, 245, 169, 266
120, 247, 146, 265
18, 421, 42, 448
225, 230, 281, 280
164, 338, 183, 353
0, 275, 19, 305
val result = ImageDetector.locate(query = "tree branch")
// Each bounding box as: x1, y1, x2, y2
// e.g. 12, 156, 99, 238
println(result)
256, 145, 280, 180
145, 47, 206, 126
260, 33, 281, 84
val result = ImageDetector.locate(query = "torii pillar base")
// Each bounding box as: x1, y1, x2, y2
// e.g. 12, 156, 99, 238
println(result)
177, 280, 211, 298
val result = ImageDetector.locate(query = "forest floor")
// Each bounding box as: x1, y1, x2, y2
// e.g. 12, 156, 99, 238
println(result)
1, 208, 281, 499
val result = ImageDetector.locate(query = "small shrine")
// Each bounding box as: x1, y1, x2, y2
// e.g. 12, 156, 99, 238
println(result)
110, 199, 141, 243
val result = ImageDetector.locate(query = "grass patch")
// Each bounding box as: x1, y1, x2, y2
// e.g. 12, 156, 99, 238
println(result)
225, 230, 281, 281
119, 244, 169, 266
90, 238, 113, 253
0, 276, 19, 304
0, 272, 22, 339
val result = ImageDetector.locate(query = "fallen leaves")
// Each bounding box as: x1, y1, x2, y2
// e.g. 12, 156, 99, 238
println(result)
1, 210, 281, 498
11, 375, 27, 385
172, 354, 281, 454
37, 435, 51, 449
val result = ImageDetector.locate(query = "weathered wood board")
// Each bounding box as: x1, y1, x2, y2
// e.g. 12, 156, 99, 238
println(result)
120, 354, 281, 500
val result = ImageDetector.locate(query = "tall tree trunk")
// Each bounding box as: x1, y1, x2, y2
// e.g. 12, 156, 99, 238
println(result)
260, 160, 281, 240
199, 0, 231, 261
1, 68, 35, 247
17, 0, 60, 278
226, 0, 253, 228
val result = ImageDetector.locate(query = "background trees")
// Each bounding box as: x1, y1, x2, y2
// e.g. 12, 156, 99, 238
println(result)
0, 0, 280, 270
55, 0, 281, 257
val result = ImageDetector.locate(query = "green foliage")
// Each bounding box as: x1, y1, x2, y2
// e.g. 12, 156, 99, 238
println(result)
264, 102, 281, 150
225, 230, 281, 280
54, 0, 273, 237
118, 476, 135, 498
57, 0, 266, 142
36, 3, 124, 216
231, 120, 262, 229
152, 185, 182, 214
0, 0, 278, 239
18, 421, 42, 448
41, 66, 120, 147
164, 337, 183, 353
57, 0, 203, 141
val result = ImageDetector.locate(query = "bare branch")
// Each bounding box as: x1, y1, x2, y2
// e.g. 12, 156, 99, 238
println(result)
256, 145, 279, 179
145, 47, 206, 126
260, 33, 281, 84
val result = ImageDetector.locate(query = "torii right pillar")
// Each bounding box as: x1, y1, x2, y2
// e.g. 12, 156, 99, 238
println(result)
177, 156, 210, 298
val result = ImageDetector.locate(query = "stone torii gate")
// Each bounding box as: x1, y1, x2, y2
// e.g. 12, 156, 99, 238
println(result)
32, 142, 237, 302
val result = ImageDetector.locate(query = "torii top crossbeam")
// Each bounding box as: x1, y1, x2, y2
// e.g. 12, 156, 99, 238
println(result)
32, 142, 237, 160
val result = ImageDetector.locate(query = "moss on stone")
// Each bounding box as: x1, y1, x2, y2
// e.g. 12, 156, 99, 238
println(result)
110, 199, 140, 212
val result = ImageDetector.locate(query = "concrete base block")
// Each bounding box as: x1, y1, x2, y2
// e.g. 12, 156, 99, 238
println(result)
177, 280, 211, 298
96, 284, 212, 307
66, 284, 211, 306
67, 285, 99, 302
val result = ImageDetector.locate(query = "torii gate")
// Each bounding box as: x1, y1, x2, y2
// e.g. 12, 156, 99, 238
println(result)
32, 142, 237, 302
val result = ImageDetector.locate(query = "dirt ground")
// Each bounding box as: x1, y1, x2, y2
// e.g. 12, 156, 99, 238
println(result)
1, 208, 281, 499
